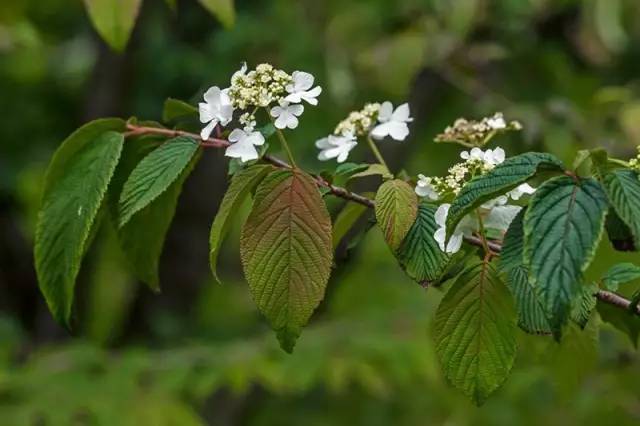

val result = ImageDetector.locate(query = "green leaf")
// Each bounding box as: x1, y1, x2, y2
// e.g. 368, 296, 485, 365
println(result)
601, 263, 640, 291
374, 179, 418, 251
118, 137, 200, 227
334, 162, 370, 177
499, 208, 526, 274
396, 203, 450, 286
197, 0, 235, 28
83, 0, 142, 52
162, 98, 198, 124
434, 261, 517, 405
115, 145, 200, 290
570, 284, 598, 329
605, 208, 637, 251
35, 131, 125, 325
209, 165, 273, 282
240, 169, 333, 352
350, 164, 393, 180
507, 266, 552, 334
446, 153, 564, 236
524, 176, 608, 337
603, 169, 640, 247
332, 202, 369, 250
598, 300, 640, 347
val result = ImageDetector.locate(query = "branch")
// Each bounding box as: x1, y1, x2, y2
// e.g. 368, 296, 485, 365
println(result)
124, 123, 640, 317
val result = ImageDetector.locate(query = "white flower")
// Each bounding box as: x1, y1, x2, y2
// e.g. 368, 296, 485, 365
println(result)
484, 147, 505, 165
508, 183, 536, 200
231, 62, 247, 82
285, 71, 322, 105
370, 102, 413, 141
199, 86, 234, 140
415, 174, 439, 200
460, 147, 485, 161
315, 133, 357, 163
225, 128, 265, 163
483, 205, 521, 232
270, 101, 304, 129
433, 204, 476, 254
487, 113, 507, 130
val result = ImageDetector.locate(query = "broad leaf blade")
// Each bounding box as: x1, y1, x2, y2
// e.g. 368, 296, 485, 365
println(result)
209, 164, 273, 282
605, 208, 636, 251
507, 266, 552, 334
374, 179, 418, 251
197, 0, 235, 28
240, 169, 333, 352
83, 0, 142, 52
499, 208, 526, 274
570, 284, 598, 329
35, 131, 125, 325
523, 176, 608, 337
446, 153, 563, 236
162, 98, 198, 124
332, 202, 369, 250
603, 169, 640, 247
118, 136, 200, 227
435, 261, 517, 405
396, 203, 450, 286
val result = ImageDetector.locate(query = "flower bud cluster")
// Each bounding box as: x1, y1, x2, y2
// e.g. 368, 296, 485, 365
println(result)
334, 103, 381, 137
226, 63, 293, 110
629, 146, 640, 172
435, 112, 521, 147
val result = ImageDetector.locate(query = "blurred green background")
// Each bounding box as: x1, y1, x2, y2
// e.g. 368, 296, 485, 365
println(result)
1, 0, 640, 424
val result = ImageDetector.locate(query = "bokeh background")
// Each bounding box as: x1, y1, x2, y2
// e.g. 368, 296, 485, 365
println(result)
1, 0, 640, 424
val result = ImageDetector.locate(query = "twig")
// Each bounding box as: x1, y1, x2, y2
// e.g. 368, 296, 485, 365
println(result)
124, 123, 640, 317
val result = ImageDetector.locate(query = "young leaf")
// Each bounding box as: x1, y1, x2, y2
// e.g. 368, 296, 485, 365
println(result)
334, 162, 369, 177
118, 137, 200, 227
446, 153, 564, 236
434, 261, 517, 405
350, 164, 393, 180
603, 169, 640, 247
35, 131, 125, 325
395, 203, 450, 286
507, 266, 552, 334
601, 263, 640, 291
374, 179, 418, 251
209, 164, 274, 282
83, 0, 142, 52
162, 98, 198, 123
524, 176, 608, 337
240, 169, 333, 352
332, 202, 369, 250
197, 0, 235, 28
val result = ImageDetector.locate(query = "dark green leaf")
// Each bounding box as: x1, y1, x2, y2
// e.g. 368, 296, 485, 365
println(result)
570, 284, 598, 329
446, 153, 563, 236
118, 137, 200, 227
499, 208, 526, 274
396, 203, 450, 286
162, 98, 198, 123
507, 266, 551, 334
524, 176, 608, 337
35, 131, 125, 325
435, 261, 517, 405
603, 169, 640, 247
605, 208, 637, 251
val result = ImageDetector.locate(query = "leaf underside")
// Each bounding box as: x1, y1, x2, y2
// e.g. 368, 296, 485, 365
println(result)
524, 176, 608, 337
240, 169, 333, 352
35, 131, 125, 325
209, 164, 274, 282
374, 179, 418, 251
435, 261, 517, 405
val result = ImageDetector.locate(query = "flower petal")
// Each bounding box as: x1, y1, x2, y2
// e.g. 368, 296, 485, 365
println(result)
200, 120, 217, 140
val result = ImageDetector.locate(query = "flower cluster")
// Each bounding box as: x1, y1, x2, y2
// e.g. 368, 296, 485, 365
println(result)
415, 147, 507, 200
198, 63, 322, 163
316, 101, 412, 163
415, 146, 535, 254
435, 112, 522, 147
